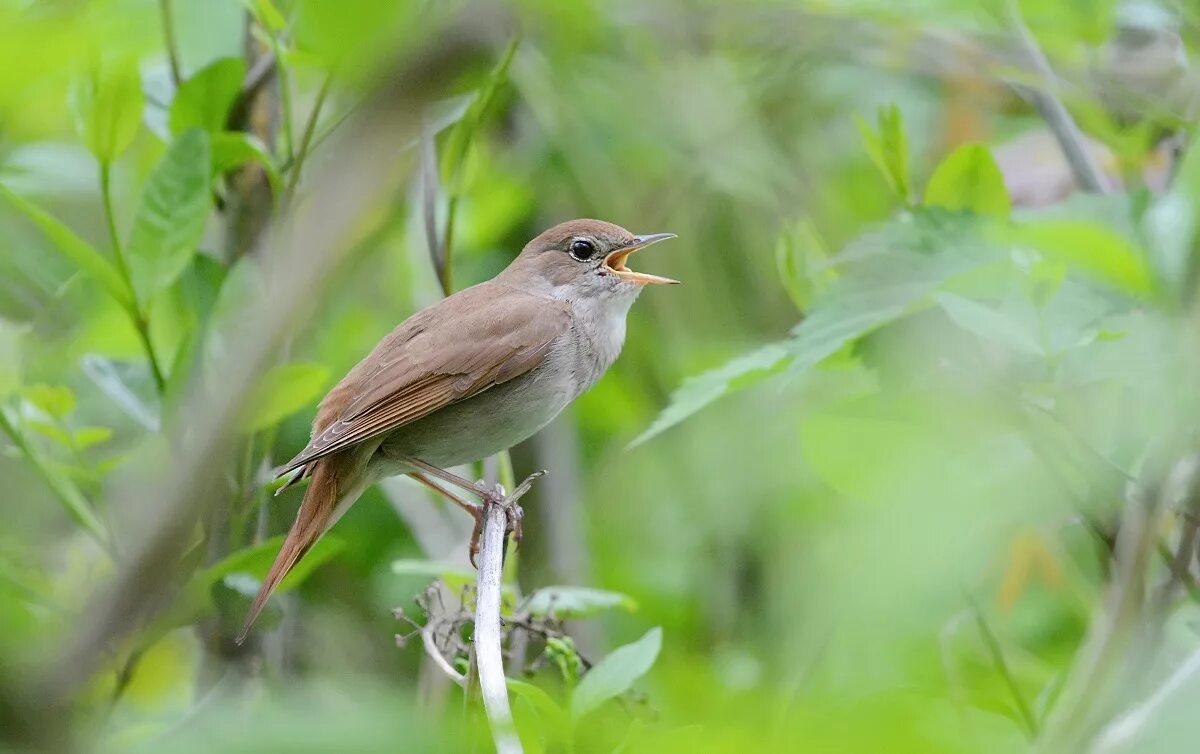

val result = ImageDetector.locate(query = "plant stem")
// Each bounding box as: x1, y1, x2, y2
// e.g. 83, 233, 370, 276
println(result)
158, 0, 183, 87
283, 72, 334, 207
474, 493, 523, 754
0, 409, 111, 550
99, 163, 166, 394
968, 596, 1039, 738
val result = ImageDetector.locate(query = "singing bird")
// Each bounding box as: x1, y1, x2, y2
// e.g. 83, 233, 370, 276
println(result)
238, 219, 677, 642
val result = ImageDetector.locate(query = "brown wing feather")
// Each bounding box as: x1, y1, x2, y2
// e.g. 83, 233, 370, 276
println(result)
276, 282, 570, 477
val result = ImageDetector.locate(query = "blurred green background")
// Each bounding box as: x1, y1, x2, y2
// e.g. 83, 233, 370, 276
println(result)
4, 0, 1200, 751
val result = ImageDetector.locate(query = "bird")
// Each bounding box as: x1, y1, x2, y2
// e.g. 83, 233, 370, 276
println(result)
237, 219, 677, 642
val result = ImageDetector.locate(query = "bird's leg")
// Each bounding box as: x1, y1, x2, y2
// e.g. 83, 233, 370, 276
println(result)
404, 458, 545, 568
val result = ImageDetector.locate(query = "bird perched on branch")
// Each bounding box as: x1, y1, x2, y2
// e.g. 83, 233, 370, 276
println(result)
239, 219, 677, 642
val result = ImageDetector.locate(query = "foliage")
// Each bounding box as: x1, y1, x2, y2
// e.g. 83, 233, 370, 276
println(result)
4, 1, 1200, 753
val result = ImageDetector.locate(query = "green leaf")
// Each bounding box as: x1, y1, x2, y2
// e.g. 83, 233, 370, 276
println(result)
933, 293, 1044, 356
0, 320, 27, 398
508, 679, 570, 746
241, 0, 287, 32
855, 104, 911, 204
24, 384, 76, 419
775, 218, 836, 312
24, 420, 72, 447
440, 36, 519, 188
570, 627, 662, 723
126, 129, 213, 301
924, 144, 1010, 218
630, 343, 789, 447
73, 426, 113, 449
1142, 133, 1200, 295
522, 586, 637, 618
211, 131, 282, 194
0, 184, 132, 308
69, 60, 144, 163
1001, 220, 1153, 298
168, 58, 246, 135
244, 362, 330, 431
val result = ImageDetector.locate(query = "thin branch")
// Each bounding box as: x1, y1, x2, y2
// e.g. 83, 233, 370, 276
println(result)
283, 72, 334, 207
158, 0, 183, 87
422, 623, 466, 687
474, 476, 542, 754
99, 164, 166, 393
1005, 0, 1113, 194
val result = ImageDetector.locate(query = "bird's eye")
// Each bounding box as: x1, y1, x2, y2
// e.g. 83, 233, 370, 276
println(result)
569, 239, 595, 261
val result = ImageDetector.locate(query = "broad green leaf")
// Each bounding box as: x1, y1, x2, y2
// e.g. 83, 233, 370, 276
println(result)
775, 218, 836, 312
211, 131, 282, 194
126, 129, 213, 301
629, 342, 789, 447
1002, 220, 1152, 298
168, 58, 246, 135
570, 626, 662, 723
925, 144, 1010, 218
522, 586, 637, 618
934, 293, 1044, 356
244, 362, 330, 431
73, 426, 113, 449
24, 384, 76, 418
69, 60, 144, 163
508, 679, 570, 746
855, 104, 911, 204
0, 183, 132, 308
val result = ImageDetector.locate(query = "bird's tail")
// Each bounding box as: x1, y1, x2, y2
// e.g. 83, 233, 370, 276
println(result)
237, 455, 345, 644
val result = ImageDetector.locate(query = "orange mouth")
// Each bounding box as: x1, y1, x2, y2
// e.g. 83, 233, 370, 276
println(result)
604, 233, 679, 285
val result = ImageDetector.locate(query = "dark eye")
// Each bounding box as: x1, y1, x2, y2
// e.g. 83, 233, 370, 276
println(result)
569, 239, 595, 261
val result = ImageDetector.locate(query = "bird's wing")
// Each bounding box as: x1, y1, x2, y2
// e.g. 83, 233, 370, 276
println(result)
276, 283, 570, 476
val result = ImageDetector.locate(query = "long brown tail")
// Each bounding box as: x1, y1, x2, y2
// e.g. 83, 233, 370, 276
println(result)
237, 457, 343, 644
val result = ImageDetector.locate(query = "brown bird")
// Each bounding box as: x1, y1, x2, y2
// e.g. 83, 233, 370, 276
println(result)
238, 219, 676, 642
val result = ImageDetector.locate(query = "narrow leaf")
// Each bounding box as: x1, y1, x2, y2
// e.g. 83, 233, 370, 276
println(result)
127, 129, 213, 300
73, 426, 113, 449
508, 679, 570, 745
0, 183, 132, 308
24, 384, 76, 419
169, 57, 247, 135
925, 144, 1011, 218
522, 586, 637, 618
69, 60, 144, 163
244, 362, 330, 431
211, 131, 282, 194
571, 627, 662, 723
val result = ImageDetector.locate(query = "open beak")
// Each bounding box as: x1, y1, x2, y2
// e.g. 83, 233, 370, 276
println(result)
604, 233, 679, 285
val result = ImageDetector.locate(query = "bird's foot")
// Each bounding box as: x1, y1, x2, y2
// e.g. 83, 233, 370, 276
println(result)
466, 471, 545, 568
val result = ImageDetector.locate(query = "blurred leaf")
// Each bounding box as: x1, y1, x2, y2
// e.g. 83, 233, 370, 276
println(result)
1142, 133, 1200, 295
24, 420, 71, 447
441, 36, 519, 189
244, 362, 330, 431
81, 354, 159, 431
211, 131, 282, 194
925, 144, 1010, 218
630, 342, 789, 447
73, 426, 113, 449
1002, 220, 1153, 298
0, 183, 133, 308
855, 104, 911, 205
0, 319, 25, 397
934, 293, 1044, 356
571, 626, 662, 723
68, 60, 143, 163
168, 57, 246, 135
241, 0, 287, 32
522, 586, 637, 618
508, 679, 570, 746
775, 218, 836, 312
127, 129, 213, 301
24, 384, 76, 418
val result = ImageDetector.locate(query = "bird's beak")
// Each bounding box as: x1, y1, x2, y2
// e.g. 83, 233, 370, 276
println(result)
604, 233, 679, 285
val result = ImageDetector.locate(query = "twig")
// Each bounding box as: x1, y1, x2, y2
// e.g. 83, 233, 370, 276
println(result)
283, 71, 334, 207
422, 623, 466, 687
1005, 0, 1113, 194
158, 0, 183, 87
474, 476, 543, 754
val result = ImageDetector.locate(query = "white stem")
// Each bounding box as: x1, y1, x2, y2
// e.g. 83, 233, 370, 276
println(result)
474, 498, 522, 754
421, 623, 465, 688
